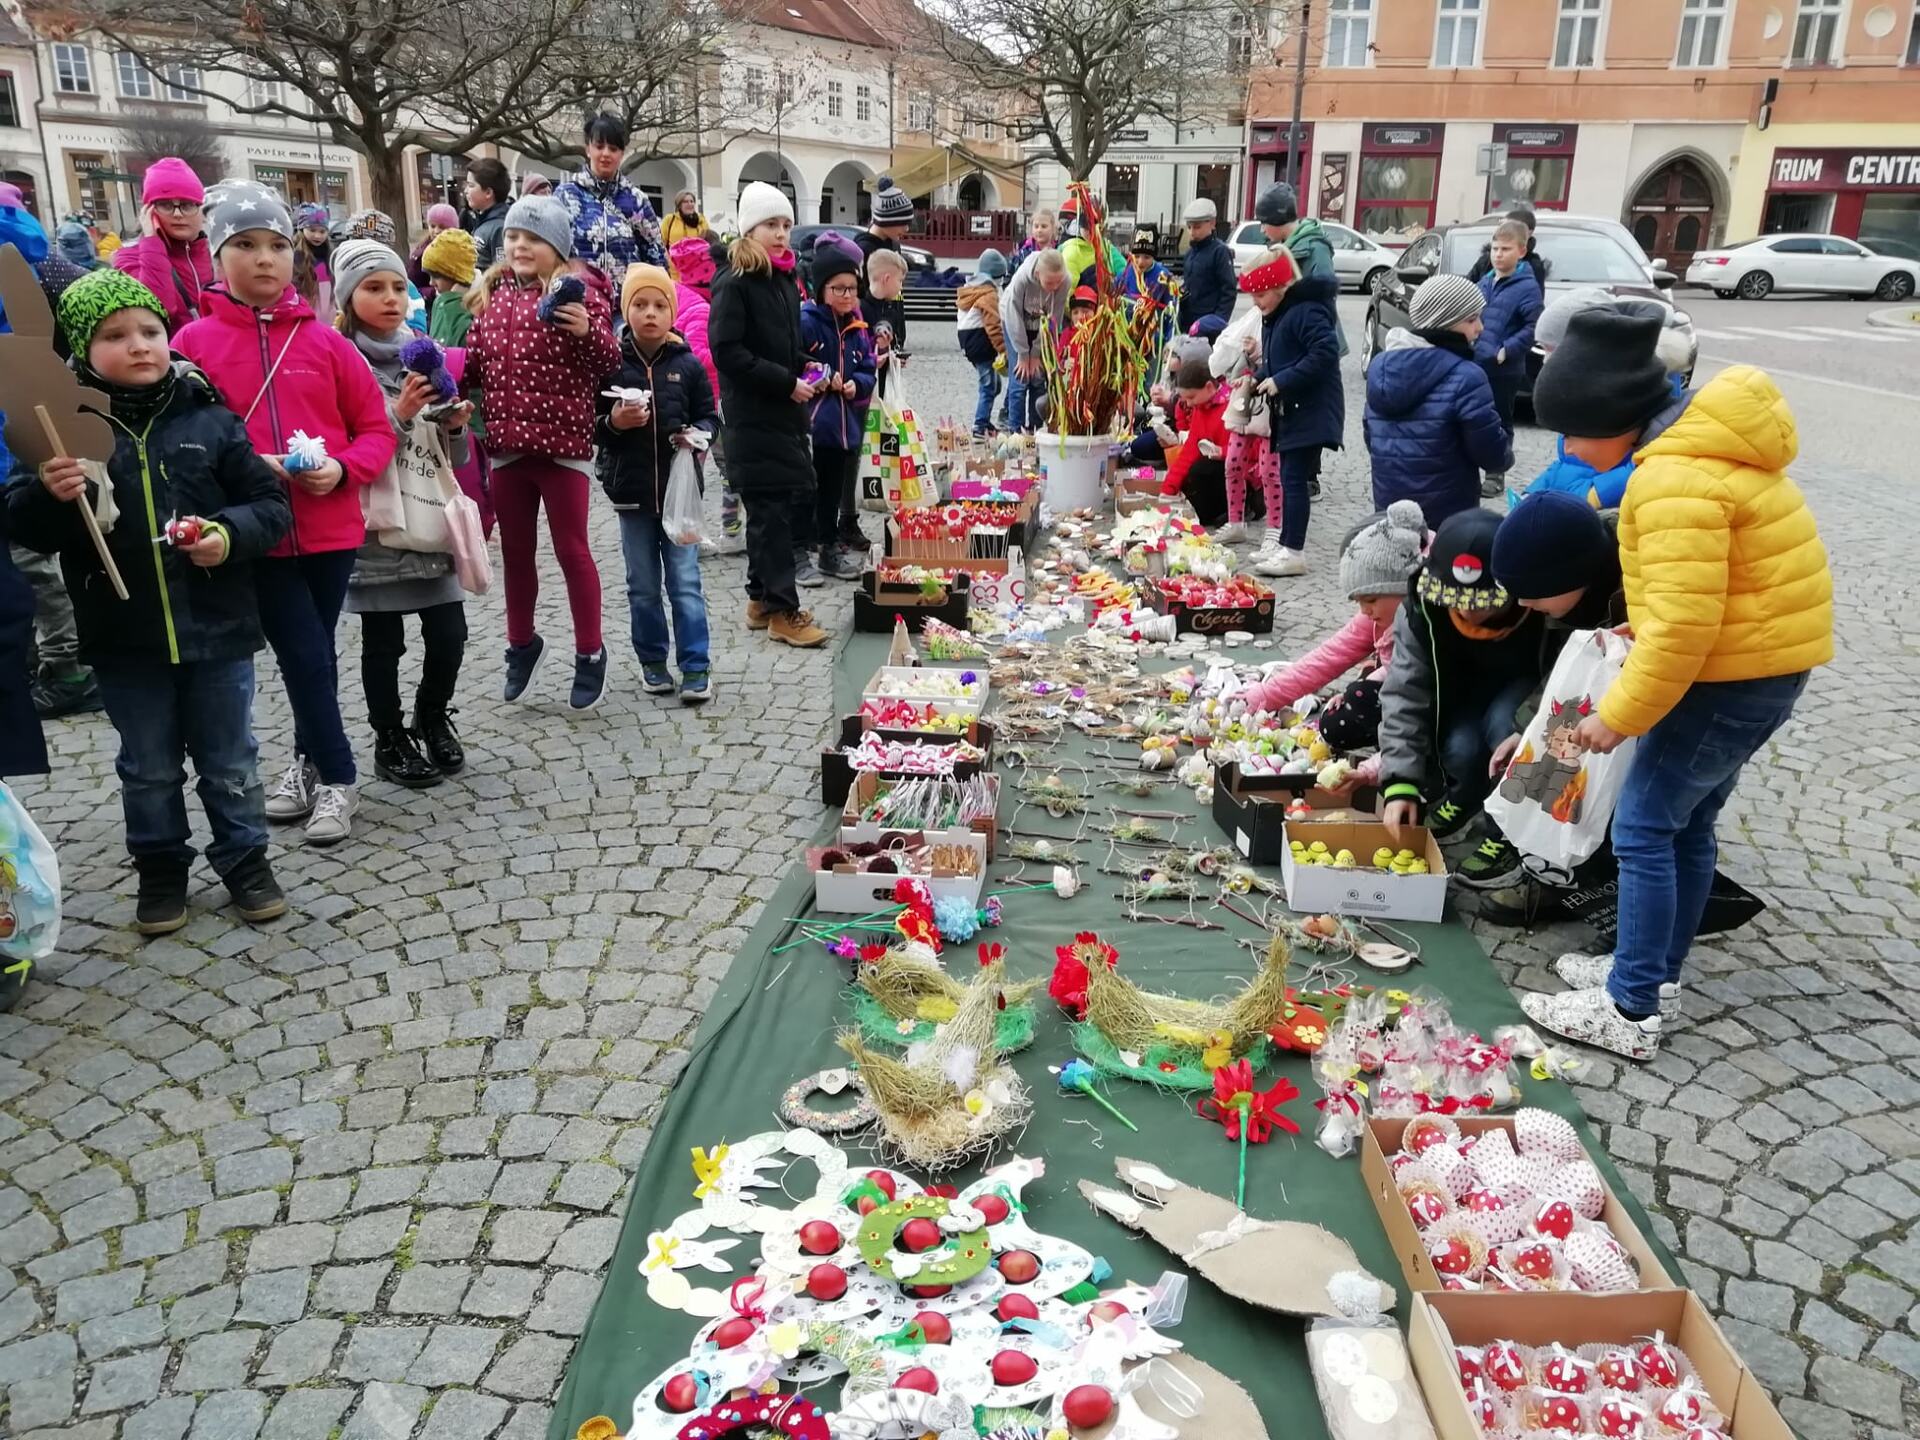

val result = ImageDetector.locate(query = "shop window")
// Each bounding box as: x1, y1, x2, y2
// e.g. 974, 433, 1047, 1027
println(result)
1675, 0, 1728, 68
68, 152, 110, 219
1552, 0, 1605, 68
0, 72, 18, 129
1907, 3, 1920, 64
1197, 164, 1232, 219
1862, 194, 1920, 259
1357, 155, 1437, 240
1106, 164, 1139, 215
53, 43, 93, 95
1491, 157, 1569, 213
1326, 0, 1373, 69
1433, 0, 1482, 69
1790, 0, 1843, 66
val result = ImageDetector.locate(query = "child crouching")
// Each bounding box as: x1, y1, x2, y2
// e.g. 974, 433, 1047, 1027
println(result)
596, 264, 718, 703
9, 270, 293, 933
334, 239, 472, 788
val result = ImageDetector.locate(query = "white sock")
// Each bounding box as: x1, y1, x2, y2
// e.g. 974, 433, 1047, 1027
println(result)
1262, 528, 1282, 549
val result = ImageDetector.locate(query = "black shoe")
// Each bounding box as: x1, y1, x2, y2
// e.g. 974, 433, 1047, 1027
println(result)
373, 726, 443, 788
570, 649, 609, 711
415, 707, 465, 774
133, 857, 190, 936
31, 667, 102, 719
1307, 477, 1322, 500
1425, 794, 1480, 840
1476, 878, 1577, 929
1481, 474, 1505, 499
223, 848, 288, 923
1456, 831, 1525, 890
503, 636, 546, 702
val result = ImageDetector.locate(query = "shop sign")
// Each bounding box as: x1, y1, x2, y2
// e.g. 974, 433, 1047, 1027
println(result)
1498, 125, 1575, 152
1769, 148, 1920, 191
1367, 125, 1439, 150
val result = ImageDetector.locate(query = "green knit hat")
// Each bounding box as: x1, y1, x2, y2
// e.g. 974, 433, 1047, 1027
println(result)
57, 268, 169, 359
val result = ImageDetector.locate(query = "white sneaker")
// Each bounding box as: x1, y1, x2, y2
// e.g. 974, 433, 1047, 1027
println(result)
1554, 953, 1683, 1022
264, 757, 317, 822
1520, 985, 1662, 1062
304, 784, 356, 846
1247, 530, 1283, 565
1255, 546, 1308, 577
1212, 521, 1249, 544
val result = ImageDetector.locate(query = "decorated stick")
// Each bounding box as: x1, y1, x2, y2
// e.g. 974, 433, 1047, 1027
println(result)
36, 404, 128, 601
1057, 1059, 1137, 1131
1234, 1098, 1250, 1210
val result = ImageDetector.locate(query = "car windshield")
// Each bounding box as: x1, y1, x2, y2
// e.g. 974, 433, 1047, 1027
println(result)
1443, 226, 1648, 283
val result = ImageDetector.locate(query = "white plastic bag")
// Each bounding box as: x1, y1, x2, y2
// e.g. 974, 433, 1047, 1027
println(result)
1484, 627, 1637, 871
0, 781, 61, 972
662, 446, 708, 547
1209, 304, 1262, 380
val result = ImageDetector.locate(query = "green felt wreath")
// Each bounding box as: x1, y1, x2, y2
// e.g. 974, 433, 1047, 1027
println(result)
854, 1195, 991, 1286
1071, 1022, 1276, 1090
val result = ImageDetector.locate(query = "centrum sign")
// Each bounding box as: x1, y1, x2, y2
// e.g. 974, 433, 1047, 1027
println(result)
1769, 148, 1920, 191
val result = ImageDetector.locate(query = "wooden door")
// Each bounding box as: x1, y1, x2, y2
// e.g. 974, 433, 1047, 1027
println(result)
1629, 158, 1715, 270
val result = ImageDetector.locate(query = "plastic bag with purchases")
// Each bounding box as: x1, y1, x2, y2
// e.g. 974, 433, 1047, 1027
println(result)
662, 446, 709, 547
0, 782, 61, 970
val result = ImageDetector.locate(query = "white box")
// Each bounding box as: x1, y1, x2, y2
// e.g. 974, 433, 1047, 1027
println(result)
812, 863, 986, 915
1279, 820, 1450, 924
839, 773, 998, 862
862, 665, 989, 717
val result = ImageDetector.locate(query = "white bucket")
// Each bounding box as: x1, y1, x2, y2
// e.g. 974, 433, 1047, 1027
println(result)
1035, 430, 1112, 512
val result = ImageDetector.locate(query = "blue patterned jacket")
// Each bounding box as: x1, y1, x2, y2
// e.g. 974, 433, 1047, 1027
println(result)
557, 168, 668, 286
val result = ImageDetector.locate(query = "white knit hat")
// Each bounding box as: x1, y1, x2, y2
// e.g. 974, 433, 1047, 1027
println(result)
738, 181, 794, 236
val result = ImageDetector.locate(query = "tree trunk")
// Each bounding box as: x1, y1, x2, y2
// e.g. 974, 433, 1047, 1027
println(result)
367, 148, 412, 241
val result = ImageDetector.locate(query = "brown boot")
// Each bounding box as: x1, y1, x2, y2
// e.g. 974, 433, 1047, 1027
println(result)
745, 600, 772, 631
767, 609, 830, 648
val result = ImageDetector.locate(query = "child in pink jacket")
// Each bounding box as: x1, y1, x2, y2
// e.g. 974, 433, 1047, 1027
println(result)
1241, 501, 1426, 772
174, 179, 397, 847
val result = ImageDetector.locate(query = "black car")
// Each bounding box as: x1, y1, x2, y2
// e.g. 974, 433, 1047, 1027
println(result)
1362, 220, 1697, 402
790, 224, 935, 286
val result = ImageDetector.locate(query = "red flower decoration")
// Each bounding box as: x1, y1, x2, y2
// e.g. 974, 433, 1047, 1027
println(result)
1199, 1060, 1301, 1143
1049, 932, 1120, 1020
897, 909, 939, 950
858, 943, 888, 966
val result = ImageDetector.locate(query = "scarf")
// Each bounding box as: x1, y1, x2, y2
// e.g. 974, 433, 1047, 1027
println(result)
1449, 610, 1525, 642
770, 248, 797, 274
347, 325, 408, 387
1414, 327, 1476, 360
74, 350, 177, 428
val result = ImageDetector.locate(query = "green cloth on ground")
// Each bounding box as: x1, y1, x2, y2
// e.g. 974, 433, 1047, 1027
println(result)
548, 632, 1672, 1439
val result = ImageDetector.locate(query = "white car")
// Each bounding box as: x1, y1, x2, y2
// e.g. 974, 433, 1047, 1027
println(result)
1686, 233, 1920, 301
1225, 219, 1398, 293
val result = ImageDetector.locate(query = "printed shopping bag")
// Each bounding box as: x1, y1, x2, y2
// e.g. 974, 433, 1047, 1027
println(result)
1484, 627, 1635, 871
375, 418, 454, 553
0, 782, 61, 1000
441, 465, 492, 596
857, 365, 933, 511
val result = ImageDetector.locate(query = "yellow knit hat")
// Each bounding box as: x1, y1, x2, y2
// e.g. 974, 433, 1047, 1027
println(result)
421, 227, 476, 286
620, 263, 677, 322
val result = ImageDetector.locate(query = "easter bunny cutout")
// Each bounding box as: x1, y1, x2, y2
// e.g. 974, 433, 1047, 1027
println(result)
0, 243, 127, 597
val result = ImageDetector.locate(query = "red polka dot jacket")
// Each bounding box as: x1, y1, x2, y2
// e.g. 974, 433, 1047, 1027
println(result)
464, 271, 621, 459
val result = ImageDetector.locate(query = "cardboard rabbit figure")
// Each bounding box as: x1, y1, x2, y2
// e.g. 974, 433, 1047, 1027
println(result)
0, 244, 126, 597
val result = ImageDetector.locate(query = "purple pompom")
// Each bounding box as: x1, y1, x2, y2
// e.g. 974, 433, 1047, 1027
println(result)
399, 336, 457, 400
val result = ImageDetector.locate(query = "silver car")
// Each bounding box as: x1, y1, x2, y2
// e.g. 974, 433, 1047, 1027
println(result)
1227, 220, 1398, 293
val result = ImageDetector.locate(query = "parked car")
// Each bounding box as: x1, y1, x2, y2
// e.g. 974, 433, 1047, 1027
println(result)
1226, 219, 1399, 293
1364, 219, 1698, 403
1468, 211, 1669, 282
1685, 233, 1920, 300
790, 223, 935, 288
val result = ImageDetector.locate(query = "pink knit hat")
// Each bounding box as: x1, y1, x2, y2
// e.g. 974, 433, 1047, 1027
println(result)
142, 158, 205, 207
670, 235, 715, 284
0, 182, 23, 209
426, 202, 460, 229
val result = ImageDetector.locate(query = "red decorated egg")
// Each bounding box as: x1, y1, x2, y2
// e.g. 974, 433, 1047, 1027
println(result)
1390, 1152, 1421, 1175
1597, 1349, 1641, 1392
1658, 1389, 1706, 1430
1429, 1236, 1477, 1276
1407, 1189, 1451, 1227
1443, 1275, 1474, 1291
1455, 1345, 1484, 1387
1483, 1341, 1528, 1392
1535, 1392, 1583, 1431
1405, 1117, 1454, 1155
996, 1249, 1040, 1284
806, 1263, 847, 1301
1461, 1187, 1508, 1216
991, 1349, 1039, 1386
1680, 1429, 1728, 1440
1542, 1349, 1593, 1395
900, 1217, 943, 1253
712, 1317, 755, 1349
1063, 1384, 1115, 1428
854, 1195, 881, 1217
1530, 1199, 1578, 1241
1513, 1243, 1558, 1281
865, 1170, 898, 1200
799, 1219, 842, 1256
895, 1367, 940, 1394
1600, 1399, 1648, 1440
1467, 1379, 1500, 1430
1636, 1337, 1681, 1388
662, 1373, 700, 1413
911, 1283, 952, 1299
973, 1193, 1012, 1225
996, 1294, 1040, 1323
1087, 1299, 1130, 1326
912, 1310, 952, 1344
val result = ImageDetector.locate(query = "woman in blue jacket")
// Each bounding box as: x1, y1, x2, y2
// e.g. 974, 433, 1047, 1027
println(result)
1363, 274, 1512, 528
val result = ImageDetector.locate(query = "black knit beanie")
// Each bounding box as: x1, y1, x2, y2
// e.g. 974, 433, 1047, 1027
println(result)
1532, 308, 1674, 438
1493, 492, 1615, 601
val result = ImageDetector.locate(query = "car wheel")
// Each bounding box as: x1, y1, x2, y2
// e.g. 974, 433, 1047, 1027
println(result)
1361, 307, 1379, 368
1713, 288, 1736, 299
1736, 270, 1773, 300
1875, 271, 1916, 301
1362, 266, 1390, 296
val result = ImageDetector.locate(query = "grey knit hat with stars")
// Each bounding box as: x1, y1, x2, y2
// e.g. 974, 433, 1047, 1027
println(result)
203, 178, 294, 253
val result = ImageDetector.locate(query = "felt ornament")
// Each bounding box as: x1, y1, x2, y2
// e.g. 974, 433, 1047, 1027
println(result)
1198, 1059, 1300, 1209
673, 1391, 830, 1439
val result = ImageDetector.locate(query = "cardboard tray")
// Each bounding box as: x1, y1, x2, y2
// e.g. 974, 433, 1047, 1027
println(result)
1140, 575, 1275, 635
1213, 761, 1379, 862
862, 664, 988, 718
1360, 1115, 1673, 1296
853, 569, 971, 634
1409, 1290, 1792, 1440
1280, 819, 1449, 923
820, 725, 989, 809
813, 857, 986, 915
838, 771, 998, 862
884, 503, 1039, 566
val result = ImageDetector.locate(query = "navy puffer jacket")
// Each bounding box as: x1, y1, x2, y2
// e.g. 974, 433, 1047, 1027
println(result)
1364, 329, 1512, 528
1176, 233, 1237, 331
1474, 268, 1543, 379
1255, 273, 1344, 453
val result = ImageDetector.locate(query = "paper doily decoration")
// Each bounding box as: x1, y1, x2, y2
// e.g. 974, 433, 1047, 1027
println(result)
676, 1393, 829, 1439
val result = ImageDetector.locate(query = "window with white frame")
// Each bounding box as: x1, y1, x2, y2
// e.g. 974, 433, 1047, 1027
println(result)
1433, 0, 1482, 67
1325, 0, 1373, 68
0, 72, 17, 128
1790, 0, 1844, 65
826, 79, 843, 119
53, 43, 93, 94
245, 71, 284, 110
1228, 5, 1269, 67
160, 62, 201, 102
1553, 0, 1605, 68
1675, 0, 1729, 67
908, 92, 934, 133
743, 64, 765, 108
855, 83, 872, 122
116, 52, 155, 99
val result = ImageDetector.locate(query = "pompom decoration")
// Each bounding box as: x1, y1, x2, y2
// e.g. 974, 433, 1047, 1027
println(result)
399, 336, 458, 400
538, 273, 586, 324
932, 894, 979, 942
284, 430, 329, 473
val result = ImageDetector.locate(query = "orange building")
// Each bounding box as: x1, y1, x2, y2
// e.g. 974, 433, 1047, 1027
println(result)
1245, 0, 1920, 266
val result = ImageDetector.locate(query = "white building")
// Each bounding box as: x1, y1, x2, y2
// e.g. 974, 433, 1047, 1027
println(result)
1021, 119, 1247, 240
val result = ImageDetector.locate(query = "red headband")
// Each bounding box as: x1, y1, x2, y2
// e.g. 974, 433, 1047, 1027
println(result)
1238, 251, 1298, 294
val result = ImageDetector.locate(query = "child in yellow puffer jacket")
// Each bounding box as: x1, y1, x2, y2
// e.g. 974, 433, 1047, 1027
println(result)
1515, 307, 1831, 1064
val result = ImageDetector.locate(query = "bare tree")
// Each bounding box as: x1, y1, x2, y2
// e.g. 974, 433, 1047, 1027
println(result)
56, 0, 739, 230
116, 109, 227, 188
917, 0, 1252, 180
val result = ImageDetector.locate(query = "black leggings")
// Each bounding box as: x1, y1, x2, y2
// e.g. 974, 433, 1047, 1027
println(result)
811, 446, 860, 557
360, 602, 467, 731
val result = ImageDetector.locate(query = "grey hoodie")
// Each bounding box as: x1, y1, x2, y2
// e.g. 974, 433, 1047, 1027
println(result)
998, 251, 1068, 363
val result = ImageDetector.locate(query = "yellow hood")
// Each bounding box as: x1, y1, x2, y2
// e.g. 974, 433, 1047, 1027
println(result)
1636, 365, 1796, 475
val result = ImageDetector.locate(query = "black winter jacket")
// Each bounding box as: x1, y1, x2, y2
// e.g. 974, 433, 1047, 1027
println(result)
1177, 232, 1237, 331
0, 500, 47, 777
595, 329, 718, 515
1254, 273, 1345, 453
6, 367, 292, 666
709, 263, 810, 493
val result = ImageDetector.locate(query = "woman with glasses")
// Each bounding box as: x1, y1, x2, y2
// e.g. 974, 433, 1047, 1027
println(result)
110, 158, 214, 334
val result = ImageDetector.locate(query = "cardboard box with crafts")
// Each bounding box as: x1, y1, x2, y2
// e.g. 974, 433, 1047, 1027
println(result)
809, 833, 987, 915
862, 663, 989, 718
1213, 761, 1379, 863
1410, 1289, 1792, 1440
1360, 1113, 1672, 1298
819, 728, 989, 810
853, 567, 970, 634
838, 771, 999, 862
1281, 820, 1449, 923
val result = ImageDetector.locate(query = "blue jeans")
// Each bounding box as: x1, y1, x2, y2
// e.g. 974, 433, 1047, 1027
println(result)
254, 551, 357, 785
1004, 356, 1039, 432
1277, 445, 1319, 551
972, 360, 1002, 435
618, 511, 710, 673
1440, 674, 1537, 810
1609, 672, 1808, 1015
94, 657, 268, 875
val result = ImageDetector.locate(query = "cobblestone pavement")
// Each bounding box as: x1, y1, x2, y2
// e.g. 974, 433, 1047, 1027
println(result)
2, 301, 1915, 1439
